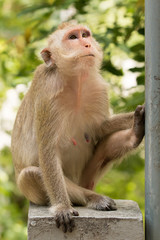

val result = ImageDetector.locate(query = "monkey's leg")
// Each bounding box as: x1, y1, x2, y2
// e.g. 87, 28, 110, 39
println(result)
17, 166, 79, 232
81, 105, 145, 190
18, 166, 116, 231
17, 166, 48, 205
65, 177, 117, 211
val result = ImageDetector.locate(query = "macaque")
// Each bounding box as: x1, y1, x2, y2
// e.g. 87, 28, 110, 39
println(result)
11, 21, 145, 233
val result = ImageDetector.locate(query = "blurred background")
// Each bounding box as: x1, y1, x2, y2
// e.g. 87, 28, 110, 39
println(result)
0, 0, 144, 239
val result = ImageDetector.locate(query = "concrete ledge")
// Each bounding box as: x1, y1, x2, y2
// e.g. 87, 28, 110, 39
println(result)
28, 200, 144, 240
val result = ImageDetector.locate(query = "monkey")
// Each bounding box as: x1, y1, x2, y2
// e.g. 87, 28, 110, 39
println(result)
11, 21, 145, 233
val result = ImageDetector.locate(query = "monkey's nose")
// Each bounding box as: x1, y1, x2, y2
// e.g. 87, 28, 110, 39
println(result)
85, 44, 91, 48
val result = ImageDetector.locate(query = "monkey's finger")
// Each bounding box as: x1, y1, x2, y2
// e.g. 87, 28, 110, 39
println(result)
69, 216, 76, 230
141, 108, 145, 124
62, 222, 68, 233
72, 210, 79, 216
70, 218, 75, 230
134, 105, 145, 127
55, 215, 61, 228
62, 215, 68, 233
106, 197, 116, 206
135, 105, 143, 116
135, 105, 145, 117
109, 204, 117, 211
103, 204, 116, 211
62, 212, 75, 233
109, 199, 117, 210
102, 197, 117, 211
66, 213, 75, 232
57, 213, 66, 230
109, 198, 116, 205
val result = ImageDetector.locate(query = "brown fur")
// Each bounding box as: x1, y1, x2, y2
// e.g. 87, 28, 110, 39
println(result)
11, 22, 145, 233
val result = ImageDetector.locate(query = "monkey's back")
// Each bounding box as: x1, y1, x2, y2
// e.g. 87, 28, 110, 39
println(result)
11, 91, 39, 179
11, 65, 49, 177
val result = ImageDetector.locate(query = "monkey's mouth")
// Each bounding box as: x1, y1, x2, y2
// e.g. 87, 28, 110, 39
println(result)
81, 54, 95, 58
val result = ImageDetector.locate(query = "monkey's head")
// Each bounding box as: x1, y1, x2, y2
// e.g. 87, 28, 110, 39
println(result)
41, 22, 103, 75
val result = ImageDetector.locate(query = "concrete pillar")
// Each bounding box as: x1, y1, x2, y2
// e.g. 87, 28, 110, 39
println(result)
28, 200, 144, 240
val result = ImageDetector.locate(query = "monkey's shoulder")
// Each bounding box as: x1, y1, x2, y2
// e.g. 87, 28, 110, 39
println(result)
32, 64, 55, 86
34, 64, 56, 76
31, 64, 63, 98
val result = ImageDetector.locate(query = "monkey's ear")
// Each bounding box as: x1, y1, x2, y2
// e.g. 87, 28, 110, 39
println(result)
41, 48, 54, 67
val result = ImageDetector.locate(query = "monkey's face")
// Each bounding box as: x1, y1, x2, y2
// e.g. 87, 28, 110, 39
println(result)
59, 26, 103, 73
41, 24, 103, 75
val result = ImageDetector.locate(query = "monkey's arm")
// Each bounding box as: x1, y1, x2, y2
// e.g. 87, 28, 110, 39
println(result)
98, 112, 134, 138
36, 100, 78, 232
81, 105, 145, 190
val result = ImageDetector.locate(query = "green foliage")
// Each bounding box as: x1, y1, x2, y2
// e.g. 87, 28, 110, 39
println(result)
0, 0, 144, 239
0, 147, 28, 240
96, 148, 145, 216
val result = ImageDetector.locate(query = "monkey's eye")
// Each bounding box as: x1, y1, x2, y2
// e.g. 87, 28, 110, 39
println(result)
69, 34, 77, 40
82, 31, 90, 38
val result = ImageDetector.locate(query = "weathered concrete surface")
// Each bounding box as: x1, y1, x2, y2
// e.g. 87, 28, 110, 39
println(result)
28, 200, 144, 240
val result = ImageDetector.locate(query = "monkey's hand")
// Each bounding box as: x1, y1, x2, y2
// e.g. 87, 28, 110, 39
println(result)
132, 105, 145, 147
50, 204, 79, 233
87, 194, 117, 211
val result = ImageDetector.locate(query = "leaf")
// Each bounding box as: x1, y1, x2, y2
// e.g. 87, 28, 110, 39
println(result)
74, 0, 91, 13
130, 43, 144, 52
133, 54, 144, 62
18, 4, 51, 16
138, 27, 144, 35
129, 66, 144, 73
102, 60, 124, 76
136, 73, 145, 85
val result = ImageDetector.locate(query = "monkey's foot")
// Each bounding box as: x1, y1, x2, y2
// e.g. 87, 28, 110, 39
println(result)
50, 205, 79, 233
133, 105, 145, 147
87, 194, 117, 211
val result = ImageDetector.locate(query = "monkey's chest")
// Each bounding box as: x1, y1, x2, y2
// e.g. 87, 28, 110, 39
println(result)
57, 87, 108, 183
58, 109, 99, 182
60, 127, 95, 184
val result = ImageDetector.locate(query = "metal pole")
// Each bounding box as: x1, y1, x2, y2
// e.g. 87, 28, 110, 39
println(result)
145, 0, 160, 239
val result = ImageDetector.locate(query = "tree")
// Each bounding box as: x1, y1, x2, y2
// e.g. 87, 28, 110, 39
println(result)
0, 0, 144, 238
